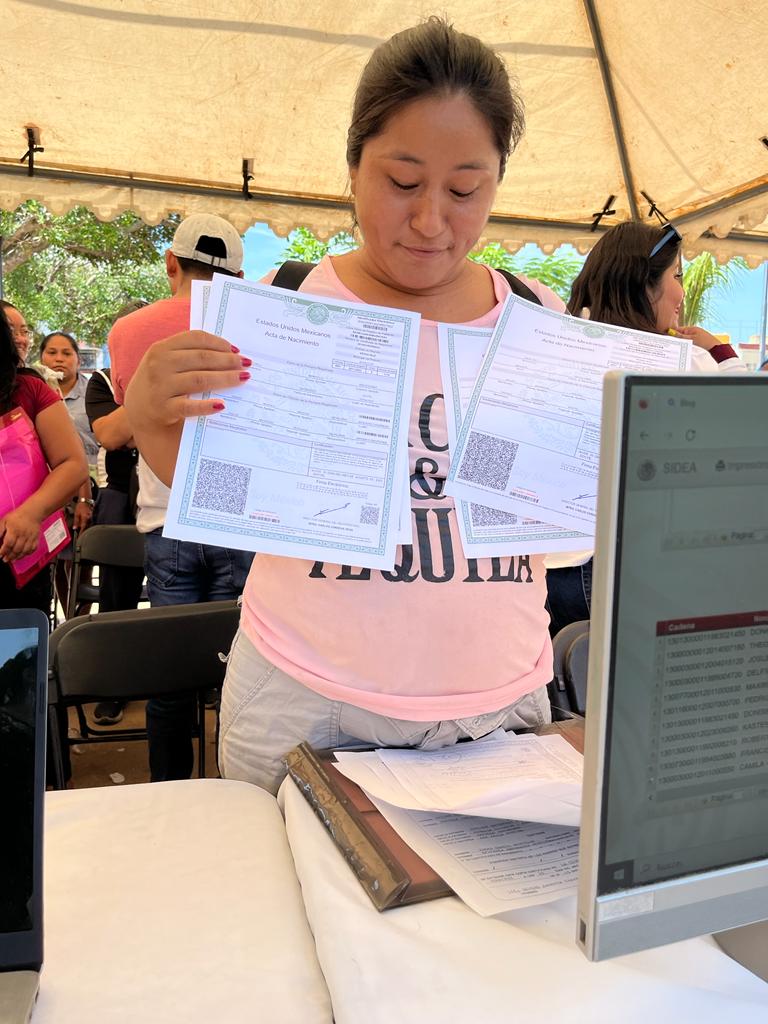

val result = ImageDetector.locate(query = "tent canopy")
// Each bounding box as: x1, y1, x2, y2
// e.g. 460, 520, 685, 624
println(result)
2, 0, 767, 264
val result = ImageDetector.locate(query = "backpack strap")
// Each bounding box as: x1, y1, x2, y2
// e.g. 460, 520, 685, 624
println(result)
495, 268, 543, 306
272, 260, 317, 290
92, 367, 115, 397
271, 260, 543, 309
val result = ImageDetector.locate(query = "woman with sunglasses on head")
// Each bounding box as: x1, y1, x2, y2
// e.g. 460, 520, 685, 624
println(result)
567, 221, 744, 371
126, 18, 566, 793
545, 220, 746, 637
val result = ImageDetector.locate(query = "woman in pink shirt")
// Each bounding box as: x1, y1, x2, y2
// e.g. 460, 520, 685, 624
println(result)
127, 18, 561, 792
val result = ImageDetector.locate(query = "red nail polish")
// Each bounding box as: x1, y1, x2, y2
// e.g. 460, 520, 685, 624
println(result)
212, 401, 225, 411
239, 371, 251, 381
241, 356, 253, 367
230, 345, 240, 354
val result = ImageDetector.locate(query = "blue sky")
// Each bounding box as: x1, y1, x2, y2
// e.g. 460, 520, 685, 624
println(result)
243, 223, 767, 347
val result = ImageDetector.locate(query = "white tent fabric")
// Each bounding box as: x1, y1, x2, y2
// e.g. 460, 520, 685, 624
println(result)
1, 0, 767, 263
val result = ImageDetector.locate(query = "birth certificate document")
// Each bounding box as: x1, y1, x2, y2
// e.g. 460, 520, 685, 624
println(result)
165, 275, 419, 570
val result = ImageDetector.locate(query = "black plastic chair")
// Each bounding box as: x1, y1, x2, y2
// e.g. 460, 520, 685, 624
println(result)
548, 619, 590, 720
65, 524, 147, 619
47, 599, 240, 788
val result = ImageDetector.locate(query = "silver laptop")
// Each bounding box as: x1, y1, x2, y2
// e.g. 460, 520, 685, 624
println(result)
0, 609, 48, 1022
578, 372, 768, 966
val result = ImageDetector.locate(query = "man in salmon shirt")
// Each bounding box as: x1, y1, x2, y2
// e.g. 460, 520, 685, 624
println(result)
109, 214, 253, 781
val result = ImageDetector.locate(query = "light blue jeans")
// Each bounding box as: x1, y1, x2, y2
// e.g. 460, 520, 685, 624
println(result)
219, 628, 552, 794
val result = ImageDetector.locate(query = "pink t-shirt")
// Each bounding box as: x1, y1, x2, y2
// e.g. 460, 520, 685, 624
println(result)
240, 257, 565, 720
109, 298, 192, 404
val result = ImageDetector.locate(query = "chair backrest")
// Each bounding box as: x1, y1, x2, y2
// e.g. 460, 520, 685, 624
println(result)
65, 524, 146, 618
49, 600, 239, 703
77, 524, 146, 569
550, 619, 590, 718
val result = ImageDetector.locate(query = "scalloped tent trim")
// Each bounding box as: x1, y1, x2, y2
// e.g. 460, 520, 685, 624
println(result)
1, 1, 767, 266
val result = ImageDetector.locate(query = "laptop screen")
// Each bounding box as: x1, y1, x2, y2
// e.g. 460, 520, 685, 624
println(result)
0, 610, 47, 970
599, 377, 768, 895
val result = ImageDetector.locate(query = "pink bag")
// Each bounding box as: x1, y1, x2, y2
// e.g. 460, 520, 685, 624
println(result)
0, 407, 70, 588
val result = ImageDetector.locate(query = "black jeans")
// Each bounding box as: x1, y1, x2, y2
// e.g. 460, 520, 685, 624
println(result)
93, 487, 144, 613
545, 558, 593, 638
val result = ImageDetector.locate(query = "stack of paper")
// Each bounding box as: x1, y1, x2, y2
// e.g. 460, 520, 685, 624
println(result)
334, 731, 583, 917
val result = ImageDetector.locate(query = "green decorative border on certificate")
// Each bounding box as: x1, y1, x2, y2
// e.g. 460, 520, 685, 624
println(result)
443, 325, 585, 545
174, 279, 416, 558
446, 294, 691, 493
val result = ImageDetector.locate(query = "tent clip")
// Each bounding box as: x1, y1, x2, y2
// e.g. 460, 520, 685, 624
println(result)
591, 195, 616, 232
242, 158, 254, 200
640, 191, 671, 225
20, 126, 44, 177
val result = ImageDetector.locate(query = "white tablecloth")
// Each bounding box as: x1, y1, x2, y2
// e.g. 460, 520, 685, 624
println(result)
280, 778, 768, 1024
39, 779, 332, 1024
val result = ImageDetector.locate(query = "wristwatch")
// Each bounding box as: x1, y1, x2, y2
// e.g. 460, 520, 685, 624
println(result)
77, 497, 95, 507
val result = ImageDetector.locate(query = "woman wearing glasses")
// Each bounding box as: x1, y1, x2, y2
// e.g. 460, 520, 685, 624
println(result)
545, 220, 745, 637
0, 300, 33, 365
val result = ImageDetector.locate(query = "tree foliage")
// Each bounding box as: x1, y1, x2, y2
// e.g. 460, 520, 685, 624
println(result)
279, 227, 583, 302
279, 227, 357, 264
467, 244, 583, 302
682, 251, 748, 326
0, 201, 177, 349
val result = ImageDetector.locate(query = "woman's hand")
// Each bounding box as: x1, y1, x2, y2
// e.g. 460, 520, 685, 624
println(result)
73, 500, 93, 532
0, 505, 43, 562
124, 331, 251, 487
673, 325, 722, 351
125, 331, 250, 427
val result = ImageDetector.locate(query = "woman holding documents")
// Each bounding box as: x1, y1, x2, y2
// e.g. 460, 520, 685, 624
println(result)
0, 311, 88, 611
546, 220, 745, 635
566, 221, 743, 371
126, 18, 565, 792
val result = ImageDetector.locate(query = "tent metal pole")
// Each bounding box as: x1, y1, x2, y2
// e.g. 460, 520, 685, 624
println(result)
1, 164, 767, 253
674, 182, 768, 228
582, 0, 640, 221
759, 262, 768, 368
698, 231, 768, 251
0, 161, 352, 213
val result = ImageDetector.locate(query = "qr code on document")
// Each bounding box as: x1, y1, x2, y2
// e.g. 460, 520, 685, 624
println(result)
457, 431, 519, 491
470, 503, 518, 527
192, 458, 251, 515
360, 504, 380, 525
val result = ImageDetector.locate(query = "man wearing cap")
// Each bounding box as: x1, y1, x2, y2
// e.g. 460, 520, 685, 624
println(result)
109, 213, 254, 782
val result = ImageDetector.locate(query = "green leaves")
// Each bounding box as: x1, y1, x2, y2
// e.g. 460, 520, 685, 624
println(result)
473, 244, 584, 302
278, 227, 356, 264
682, 252, 748, 327
276, 227, 584, 303
1, 201, 177, 349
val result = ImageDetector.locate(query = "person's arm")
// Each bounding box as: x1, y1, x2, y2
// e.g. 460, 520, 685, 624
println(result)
124, 331, 249, 486
0, 402, 88, 562
675, 326, 746, 372
72, 477, 94, 532
92, 406, 135, 450
86, 369, 135, 449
